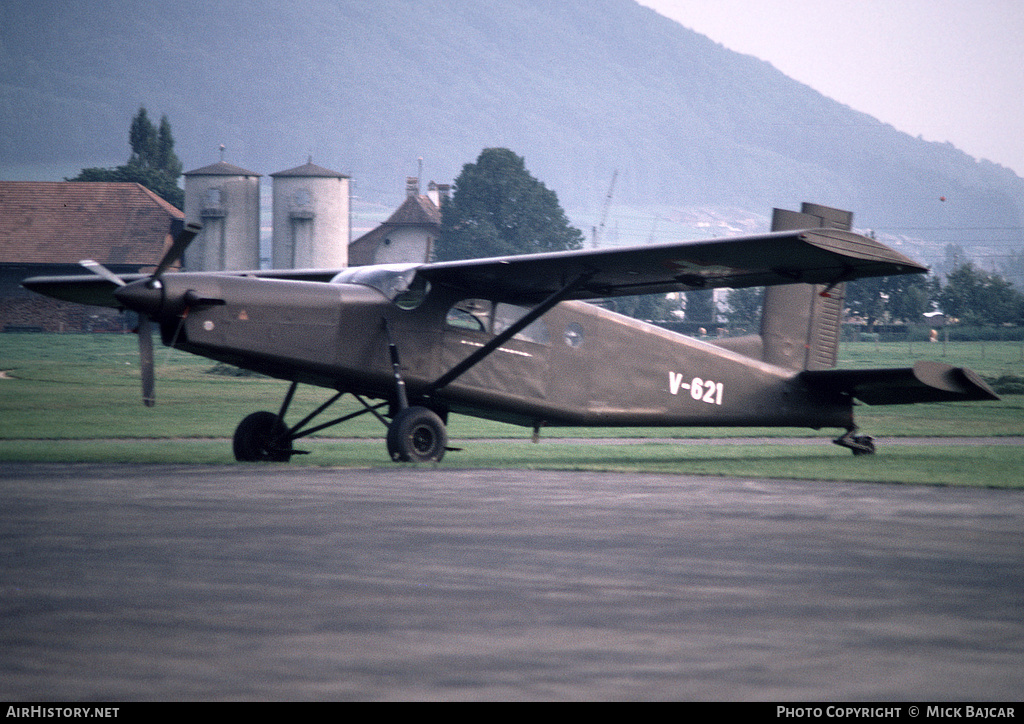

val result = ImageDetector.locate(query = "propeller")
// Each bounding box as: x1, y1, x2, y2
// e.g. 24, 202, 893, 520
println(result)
137, 315, 156, 406
79, 221, 201, 406
151, 221, 201, 280
80, 259, 127, 288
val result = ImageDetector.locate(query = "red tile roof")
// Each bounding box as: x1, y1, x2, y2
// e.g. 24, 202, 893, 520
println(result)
0, 181, 184, 265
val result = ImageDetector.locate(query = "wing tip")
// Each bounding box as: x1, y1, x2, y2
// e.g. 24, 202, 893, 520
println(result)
802, 228, 929, 274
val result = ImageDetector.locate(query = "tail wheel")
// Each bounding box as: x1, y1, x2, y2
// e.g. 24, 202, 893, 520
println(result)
233, 411, 294, 462
833, 430, 876, 456
850, 435, 876, 456
386, 406, 448, 463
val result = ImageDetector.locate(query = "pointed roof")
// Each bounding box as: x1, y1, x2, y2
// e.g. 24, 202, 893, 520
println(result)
184, 160, 261, 177
385, 194, 441, 226
271, 158, 348, 179
348, 194, 441, 266
0, 181, 183, 265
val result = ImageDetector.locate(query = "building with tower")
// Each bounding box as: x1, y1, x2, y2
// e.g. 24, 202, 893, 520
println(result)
348, 177, 447, 266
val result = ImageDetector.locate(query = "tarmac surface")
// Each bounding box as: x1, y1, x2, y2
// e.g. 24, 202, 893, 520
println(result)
2, 462, 1023, 701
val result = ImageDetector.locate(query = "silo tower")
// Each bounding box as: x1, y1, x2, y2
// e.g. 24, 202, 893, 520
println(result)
182, 160, 261, 271
271, 158, 350, 269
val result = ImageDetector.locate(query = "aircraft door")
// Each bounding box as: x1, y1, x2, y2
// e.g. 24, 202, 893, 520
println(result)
440, 299, 551, 402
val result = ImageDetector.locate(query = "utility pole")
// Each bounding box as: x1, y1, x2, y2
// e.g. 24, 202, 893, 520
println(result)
592, 169, 617, 248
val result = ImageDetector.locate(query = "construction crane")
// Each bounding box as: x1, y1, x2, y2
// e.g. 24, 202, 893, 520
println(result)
591, 169, 617, 248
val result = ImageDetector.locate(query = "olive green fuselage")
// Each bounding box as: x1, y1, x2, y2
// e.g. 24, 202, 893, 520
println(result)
154, 273, 852, 432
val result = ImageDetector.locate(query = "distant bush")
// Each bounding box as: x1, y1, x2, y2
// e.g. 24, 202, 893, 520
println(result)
845, 324, 1024, 343
944, 326, 1024, 342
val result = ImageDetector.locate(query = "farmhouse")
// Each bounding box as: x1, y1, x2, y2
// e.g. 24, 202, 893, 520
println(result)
348, 178, 447, 266
0, 181, 183, 332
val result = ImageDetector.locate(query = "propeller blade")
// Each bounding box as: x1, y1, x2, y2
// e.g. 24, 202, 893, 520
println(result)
151, 222, 202, 281
138, 315, 156, 407
79, 259, 127, 287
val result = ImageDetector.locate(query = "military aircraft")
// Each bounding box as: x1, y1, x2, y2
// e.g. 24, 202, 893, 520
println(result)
22, 202, 998, 463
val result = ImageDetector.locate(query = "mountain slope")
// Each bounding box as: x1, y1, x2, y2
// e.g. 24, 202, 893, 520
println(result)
2, 0, 1021, 260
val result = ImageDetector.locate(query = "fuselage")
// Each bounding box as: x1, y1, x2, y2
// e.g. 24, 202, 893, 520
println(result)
123, 270, 854, 432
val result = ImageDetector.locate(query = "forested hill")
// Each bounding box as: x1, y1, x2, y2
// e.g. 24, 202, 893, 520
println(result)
2, 0, 1021, 261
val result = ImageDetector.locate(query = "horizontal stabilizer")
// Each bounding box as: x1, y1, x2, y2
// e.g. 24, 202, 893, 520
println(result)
801, 361, 999, 405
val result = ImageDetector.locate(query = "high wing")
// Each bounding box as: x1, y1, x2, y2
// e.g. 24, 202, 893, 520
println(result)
22, 228, 925, 309
416, 228, 927, 304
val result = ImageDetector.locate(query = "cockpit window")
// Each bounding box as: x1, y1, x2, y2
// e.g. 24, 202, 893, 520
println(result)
330, 264, 429, 309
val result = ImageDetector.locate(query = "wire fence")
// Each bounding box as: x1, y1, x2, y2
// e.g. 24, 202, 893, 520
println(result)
656, 320, 1024, 367
842, 337, 1024, 367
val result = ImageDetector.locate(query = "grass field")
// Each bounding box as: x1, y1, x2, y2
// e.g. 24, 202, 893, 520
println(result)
1, 332, 1022, 486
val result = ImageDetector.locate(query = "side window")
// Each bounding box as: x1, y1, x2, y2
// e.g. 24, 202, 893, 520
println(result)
494, 303, 550, 345
446, 299, 492, 333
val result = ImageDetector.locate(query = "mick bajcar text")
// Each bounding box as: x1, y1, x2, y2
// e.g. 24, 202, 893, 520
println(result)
777, 707, 1015, 719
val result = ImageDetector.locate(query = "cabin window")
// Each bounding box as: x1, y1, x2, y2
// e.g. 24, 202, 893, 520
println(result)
446, 299, 491, 332
494, 303, 550, 345
446, 300, 550, 345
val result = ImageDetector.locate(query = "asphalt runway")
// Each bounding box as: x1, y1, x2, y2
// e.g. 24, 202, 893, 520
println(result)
2, 463, 1023, 701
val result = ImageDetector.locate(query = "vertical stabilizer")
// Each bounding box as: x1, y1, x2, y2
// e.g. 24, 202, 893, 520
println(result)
761, 204, 852, 371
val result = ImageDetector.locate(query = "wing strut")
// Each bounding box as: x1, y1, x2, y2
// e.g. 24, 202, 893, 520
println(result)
424, 271, 595, 395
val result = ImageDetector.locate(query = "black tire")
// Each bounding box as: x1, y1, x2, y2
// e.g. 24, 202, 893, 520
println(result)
386, 406, 447, 463
851, 435, 876, 456
233, 411, 293, 462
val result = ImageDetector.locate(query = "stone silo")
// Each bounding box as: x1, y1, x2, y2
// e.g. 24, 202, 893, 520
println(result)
182, 161, 261, 271
271, 159, 350, 269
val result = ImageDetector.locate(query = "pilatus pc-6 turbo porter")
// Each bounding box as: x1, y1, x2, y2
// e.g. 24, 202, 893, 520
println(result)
23, 202, 997, 463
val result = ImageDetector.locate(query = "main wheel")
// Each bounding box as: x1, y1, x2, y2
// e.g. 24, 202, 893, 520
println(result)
386, 406, 447, 463
233, 411, 294, 462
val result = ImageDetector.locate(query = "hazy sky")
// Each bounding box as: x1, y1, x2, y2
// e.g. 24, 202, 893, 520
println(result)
637, 0, 1024, 177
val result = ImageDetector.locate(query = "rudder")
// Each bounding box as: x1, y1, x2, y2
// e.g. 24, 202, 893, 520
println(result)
761, 204, 852, 371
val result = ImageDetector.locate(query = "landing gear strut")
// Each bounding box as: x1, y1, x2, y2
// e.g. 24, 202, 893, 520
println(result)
381, 321, 447, 462
833, 428, 876, 456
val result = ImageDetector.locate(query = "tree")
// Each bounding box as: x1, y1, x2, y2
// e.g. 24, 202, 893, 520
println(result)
938, 262, 1024, 326
434, 148, 584, 261
724, 286, 763, 330
998, 247, 1024, 292
68, 107, 184, 209
612, 293, 680, 322
156, 114, 183, 179
845, 274, 936, 327
683, 289, 716, 326
129, 107, 159, 167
